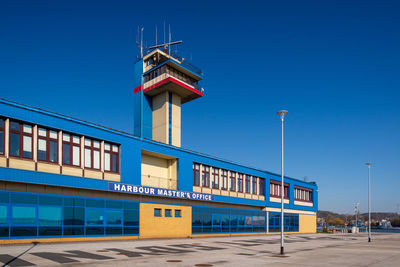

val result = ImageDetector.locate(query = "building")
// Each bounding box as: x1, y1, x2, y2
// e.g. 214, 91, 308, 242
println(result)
0, 45, 318, 244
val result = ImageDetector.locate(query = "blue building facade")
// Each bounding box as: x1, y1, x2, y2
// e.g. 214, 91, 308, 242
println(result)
0, 47, 317, 243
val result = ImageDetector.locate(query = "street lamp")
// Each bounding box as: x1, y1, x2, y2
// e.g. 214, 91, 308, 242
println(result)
366, 162, 373, 242
277, 110, 288, 255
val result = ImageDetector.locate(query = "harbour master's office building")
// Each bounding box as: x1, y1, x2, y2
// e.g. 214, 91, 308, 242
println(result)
0, 47, 318, 243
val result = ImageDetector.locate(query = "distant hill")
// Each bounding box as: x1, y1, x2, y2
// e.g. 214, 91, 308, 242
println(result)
318, 210, 398, 222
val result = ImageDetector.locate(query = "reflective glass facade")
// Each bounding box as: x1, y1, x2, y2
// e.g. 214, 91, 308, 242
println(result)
0, 191, 139, 239
192, 206, 266, 234
268, 212, 299, 232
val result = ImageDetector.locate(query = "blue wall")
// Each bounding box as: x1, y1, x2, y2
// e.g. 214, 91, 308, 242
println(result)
0, 99, 318, 212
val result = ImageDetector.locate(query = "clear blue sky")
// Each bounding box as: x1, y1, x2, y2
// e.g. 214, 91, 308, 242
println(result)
1, 0, 399, 214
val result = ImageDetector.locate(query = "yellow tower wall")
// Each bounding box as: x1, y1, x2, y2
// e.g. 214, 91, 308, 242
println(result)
139, 203, 191, 239
299, 214, 317, 233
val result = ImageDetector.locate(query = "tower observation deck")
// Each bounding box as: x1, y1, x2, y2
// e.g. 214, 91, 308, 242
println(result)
133, 47, 204, 147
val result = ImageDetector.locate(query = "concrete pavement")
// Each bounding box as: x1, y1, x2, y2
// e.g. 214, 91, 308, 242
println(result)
1, 233, 399, 266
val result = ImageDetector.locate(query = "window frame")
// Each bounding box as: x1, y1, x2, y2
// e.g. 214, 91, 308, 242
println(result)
154, 208, 162, 217
237, 173, 243, 193
294, 186, 313, 202
9, 120, 33, 159
84, 138, 101, 170
193, 163, 200, 186
202, 165, 210, 188
37, 127, 59, 164
230, 172, 236, 192
104, 143, 120, 173
270, 180, 289, 199
259, 178, 265, 196
0, 118, 4, 155
252, 176, 258, 195
221, 170, 228, 190
245, 175, 251, 193
212, 168, 219, 189
62, 133, 81, 167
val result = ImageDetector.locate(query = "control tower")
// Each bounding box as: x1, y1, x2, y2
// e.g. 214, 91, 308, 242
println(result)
133, 44, 203, 147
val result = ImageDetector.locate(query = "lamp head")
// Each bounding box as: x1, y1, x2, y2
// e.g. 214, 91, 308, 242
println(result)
277, 110, 288, 116
366, 163, 373, 166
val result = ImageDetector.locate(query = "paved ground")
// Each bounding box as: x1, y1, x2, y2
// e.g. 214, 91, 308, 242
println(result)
1, 233, 400, 266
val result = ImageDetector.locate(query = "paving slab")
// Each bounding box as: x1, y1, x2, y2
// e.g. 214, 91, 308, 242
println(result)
1, 233, 399, 266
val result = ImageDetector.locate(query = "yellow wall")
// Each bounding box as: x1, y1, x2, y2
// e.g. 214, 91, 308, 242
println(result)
299, 214, 317, 233
171, 93, 181, 147
139, 203, 191, 239
141, 153, 177, 189
152, 91, 168, 144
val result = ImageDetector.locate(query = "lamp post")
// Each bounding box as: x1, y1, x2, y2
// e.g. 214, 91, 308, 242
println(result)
277, 110, 288, 255
366, 162, 372, 242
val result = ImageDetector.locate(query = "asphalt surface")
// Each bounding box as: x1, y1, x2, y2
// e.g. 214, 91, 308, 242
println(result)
1, 233, 399, 266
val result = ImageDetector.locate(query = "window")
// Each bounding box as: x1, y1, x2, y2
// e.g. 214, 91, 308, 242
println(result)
165, 209, 172, 217
12, 206, 36, 224
0, 205, 7, 224
175, 210, 181, 217
104, 143, 119, 173
0, 118, 4, 155
86, 209, 104, 225
259, 178, 265, 196
270, 180, 289, 199
230, 172, 236, 191
84, 138, 100, 169
269, 213, 299, 232
10, 121, 33, 159
39, 206, 62, 226
202, 165, 210, 187
237, 174, 243, 193
212, 168, 219, 189
154, 208, 161, 217
62, 133, 81, 166
295, 186, 313, 202
252, 177, 258, 194
38, 127, 58, 163
106, 210, 122, 225
193, 163, 200, 186
245, 175, 251, 193
221, 170, 228, 190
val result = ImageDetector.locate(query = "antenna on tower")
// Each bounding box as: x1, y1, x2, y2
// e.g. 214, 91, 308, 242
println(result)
168, 24, 171, 55
155, 25, 157, 47
163, 21, 166, 44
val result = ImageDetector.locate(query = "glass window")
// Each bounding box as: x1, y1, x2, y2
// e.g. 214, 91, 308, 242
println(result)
0, 118, 4, 155
230, 172, 236, 191
39, 206, 62, 226
212, 168, 219, 189
9, 121, 33, 158
12, 206, 36, 224
154, 208, 161, 217
63, 133, 80, 167
104, 152, 111, 171
175, 210, 181, 217
63, 207, 84, 225
259, 178, 265, 196
10, 132, 20, 156
252, 177, 258, 194
238, 174, 243, 192
86, 209, 104, 225
84, 138, 100, 170
193, 163, 200, 186
202, 165, 210, 187
38, 127, 58, 163
62, 143, 70, 164
0, 205, 7, 224
106, 210, 122, 225
165, 209, 172, 217
123, 210, 139, 226
245, 175, 251, 193
104, 143, 120, 173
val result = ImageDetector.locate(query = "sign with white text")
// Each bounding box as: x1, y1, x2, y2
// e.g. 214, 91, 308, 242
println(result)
108, 182, 214, 201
